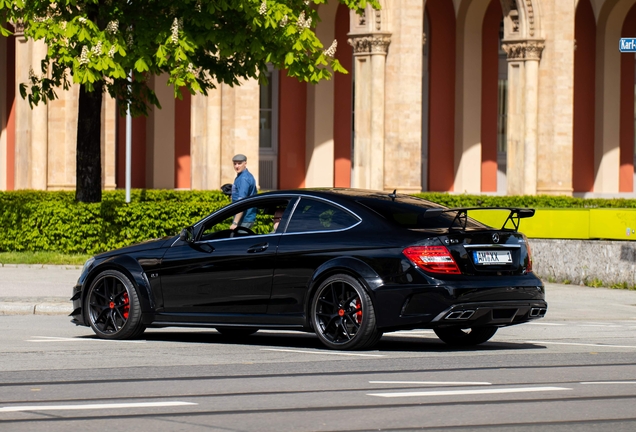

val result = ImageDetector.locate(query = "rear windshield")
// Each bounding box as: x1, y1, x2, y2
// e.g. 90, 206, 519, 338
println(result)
356, 196, 488, 230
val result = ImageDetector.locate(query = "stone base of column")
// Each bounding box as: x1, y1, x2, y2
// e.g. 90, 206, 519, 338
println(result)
536, 187, 574, 196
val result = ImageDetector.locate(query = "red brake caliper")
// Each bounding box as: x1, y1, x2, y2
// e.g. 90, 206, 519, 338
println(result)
122, 292, 130, 319
355, 298, 362, 324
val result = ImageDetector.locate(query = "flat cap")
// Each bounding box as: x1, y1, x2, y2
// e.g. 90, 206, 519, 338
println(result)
232, 154, 247, 162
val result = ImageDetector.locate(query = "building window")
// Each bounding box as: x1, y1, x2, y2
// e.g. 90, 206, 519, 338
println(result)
497, 19, 508, 194
259, 65, 279, 190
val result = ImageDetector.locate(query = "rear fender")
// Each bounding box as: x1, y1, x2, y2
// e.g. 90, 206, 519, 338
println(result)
304, 257, 383, 327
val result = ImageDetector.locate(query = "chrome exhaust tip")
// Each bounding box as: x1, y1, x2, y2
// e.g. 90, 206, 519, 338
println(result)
445, 310, 475, 320
530, 307, 546, 317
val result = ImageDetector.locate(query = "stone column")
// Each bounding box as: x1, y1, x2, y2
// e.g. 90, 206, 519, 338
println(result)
13, 23, 31, 189
30, 40, 48, 190
220, 80, 260, 187
348, 33, 390, 190
146, 74, 175, 189
305, 76, 335, 188
101, 94, 117, 190
383, 0, 423, 194
502, 39, 544, 195
190, 88, 222, 190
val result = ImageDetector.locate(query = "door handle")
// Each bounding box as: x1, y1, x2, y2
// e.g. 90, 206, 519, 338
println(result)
247, 243, 269, 253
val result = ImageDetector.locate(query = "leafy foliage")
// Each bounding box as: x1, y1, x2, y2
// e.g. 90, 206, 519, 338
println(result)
0, 189, 231, 254
2, 190, 636, 255
413, 193, 636, 209
1, 0, 378, 116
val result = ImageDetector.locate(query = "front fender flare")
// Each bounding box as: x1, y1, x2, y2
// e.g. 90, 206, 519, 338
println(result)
82, 255, 155, 318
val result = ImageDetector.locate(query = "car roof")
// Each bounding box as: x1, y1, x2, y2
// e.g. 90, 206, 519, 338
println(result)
257, 188, 445, 209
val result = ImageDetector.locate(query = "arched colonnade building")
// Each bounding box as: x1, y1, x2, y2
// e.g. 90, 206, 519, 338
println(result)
1, 0, 636, 197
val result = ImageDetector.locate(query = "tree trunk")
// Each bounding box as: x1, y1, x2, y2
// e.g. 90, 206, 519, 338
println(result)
76, 82, 103, 203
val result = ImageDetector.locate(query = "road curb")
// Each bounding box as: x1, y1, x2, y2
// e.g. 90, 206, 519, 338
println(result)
0, 302, 71, 316
0, 263, 82, 270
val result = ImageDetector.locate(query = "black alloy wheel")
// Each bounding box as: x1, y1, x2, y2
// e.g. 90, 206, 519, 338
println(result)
433, 326, 498, 346
85, 270, 145, 340
311, 274, 380, 350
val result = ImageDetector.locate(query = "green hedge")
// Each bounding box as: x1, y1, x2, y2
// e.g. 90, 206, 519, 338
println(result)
0, 190, 230, 254
2, 190, 636, 255
414, 193, 636, 209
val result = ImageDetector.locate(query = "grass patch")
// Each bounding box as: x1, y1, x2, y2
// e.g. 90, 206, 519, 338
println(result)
0, 251, 90, 266
584, 278, 605, 288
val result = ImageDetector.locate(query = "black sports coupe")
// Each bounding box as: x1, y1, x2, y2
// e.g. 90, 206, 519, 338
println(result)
71, 189, 546, 350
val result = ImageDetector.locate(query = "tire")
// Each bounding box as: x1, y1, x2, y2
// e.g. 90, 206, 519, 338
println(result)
311, 274, 380, 350
434, 326, 498, 346
215, 327, 258, 338
85, 270, 146, 340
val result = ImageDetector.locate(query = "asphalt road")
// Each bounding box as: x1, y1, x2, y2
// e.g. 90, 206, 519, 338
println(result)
1, 274, 635, 431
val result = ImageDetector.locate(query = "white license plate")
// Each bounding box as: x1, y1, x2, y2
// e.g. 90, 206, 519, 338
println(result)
473, 250, 512, 265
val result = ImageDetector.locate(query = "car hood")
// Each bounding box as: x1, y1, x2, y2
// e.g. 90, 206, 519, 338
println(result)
95, 236, 175, 259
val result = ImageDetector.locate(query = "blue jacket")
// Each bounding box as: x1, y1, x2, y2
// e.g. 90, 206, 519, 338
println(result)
232, 168, 258, 222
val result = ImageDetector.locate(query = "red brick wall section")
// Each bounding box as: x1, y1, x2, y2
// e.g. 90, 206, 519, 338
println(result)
116, 110, 147, 189
278, 72, 307, 189
174, 90, 191, 189
481, 0, 502, 192
426, 0, 456, 192
333, 3, 352, 188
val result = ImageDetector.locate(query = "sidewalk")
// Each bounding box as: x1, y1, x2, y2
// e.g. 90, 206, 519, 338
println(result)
0, 264, 80, 315
1, 264, 636, 320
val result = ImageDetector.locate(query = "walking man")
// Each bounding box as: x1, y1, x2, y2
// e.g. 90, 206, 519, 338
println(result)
230, 154, 258, 229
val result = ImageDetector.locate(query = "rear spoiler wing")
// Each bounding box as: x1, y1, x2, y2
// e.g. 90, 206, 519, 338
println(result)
422, 207, 535, 232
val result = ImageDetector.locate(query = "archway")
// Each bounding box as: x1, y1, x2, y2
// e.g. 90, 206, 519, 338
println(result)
620, 3, 636, 193
594, 0, 636, 194
573, 0, 596, 193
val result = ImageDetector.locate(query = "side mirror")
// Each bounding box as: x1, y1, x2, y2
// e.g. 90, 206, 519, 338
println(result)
179, 226, 194, 243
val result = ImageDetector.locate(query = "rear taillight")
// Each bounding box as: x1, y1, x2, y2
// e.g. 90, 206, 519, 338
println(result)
524, 235, 533, 273
403, 246, 461, 275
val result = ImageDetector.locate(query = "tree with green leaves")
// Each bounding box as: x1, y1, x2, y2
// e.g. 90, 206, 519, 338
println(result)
0, 0, 377, 202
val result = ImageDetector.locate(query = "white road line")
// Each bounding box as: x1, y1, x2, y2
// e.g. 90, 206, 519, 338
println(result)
389, 331, 435, 337
526, 340, 636, 349
394, 330, 435, 334
27, 336, 146, 344
369, 381, 492, 386
527, 322, 565, 326
0, 401, 197, 413
579, 324, 622, 328
581, 381, 636, 385
367, 386, 571, 398
261, 348, 384, 357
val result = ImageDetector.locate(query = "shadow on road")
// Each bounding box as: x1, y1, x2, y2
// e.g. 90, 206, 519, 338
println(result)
76, 329, 546, 353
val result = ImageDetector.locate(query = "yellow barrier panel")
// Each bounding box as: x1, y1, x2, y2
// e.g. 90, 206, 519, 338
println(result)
589, 209, 636, 240
468, 209, 636, 240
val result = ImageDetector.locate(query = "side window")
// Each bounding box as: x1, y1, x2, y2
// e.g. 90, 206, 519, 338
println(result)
286, 198, 358, 233
199, 200, 290, 241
